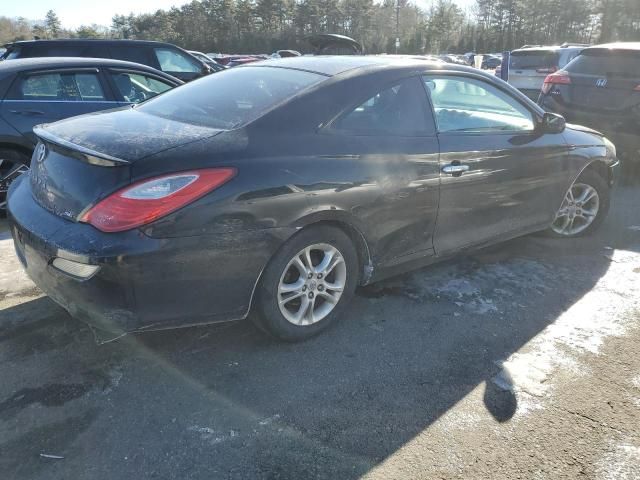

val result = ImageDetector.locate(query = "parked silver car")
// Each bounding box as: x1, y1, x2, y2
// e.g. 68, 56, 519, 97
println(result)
506, 44, 588, 100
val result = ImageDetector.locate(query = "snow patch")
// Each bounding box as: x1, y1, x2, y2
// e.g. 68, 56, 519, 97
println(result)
497, 249, 640, 404
597, 442, 640, 480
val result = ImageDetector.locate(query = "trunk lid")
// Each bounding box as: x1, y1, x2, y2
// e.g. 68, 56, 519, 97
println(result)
564, 73, 638, 111
30, 107, 224, 221
563, 48, 640, 112
40, 107, 223, 162
509, 50, 559, 90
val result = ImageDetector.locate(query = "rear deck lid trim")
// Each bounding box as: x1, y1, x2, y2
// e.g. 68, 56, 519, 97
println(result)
34, 126, 129, 167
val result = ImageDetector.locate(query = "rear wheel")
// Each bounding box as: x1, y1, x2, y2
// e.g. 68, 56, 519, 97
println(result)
252, 225, 359, 341
549, 170, 609, 237
0, 148, 30, 215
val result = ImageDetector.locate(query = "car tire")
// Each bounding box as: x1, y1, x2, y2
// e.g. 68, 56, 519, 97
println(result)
547, 169, 610, 238
252, 225, 359, 341
0, 148, 30, 216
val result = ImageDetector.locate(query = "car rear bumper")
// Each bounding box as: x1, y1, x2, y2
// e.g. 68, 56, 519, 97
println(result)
7, 174, 293, 334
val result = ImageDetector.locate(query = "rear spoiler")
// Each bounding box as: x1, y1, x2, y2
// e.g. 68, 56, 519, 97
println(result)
34, 125, 130, 167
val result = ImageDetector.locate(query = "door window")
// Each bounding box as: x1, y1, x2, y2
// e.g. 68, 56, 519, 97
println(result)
12, 72, 106, 101
154, 48, 201, 73
110, 72, 173, 103
110, 47, 153, 67
33, 45, 83, 56
423, 76, 534, 132
331, 77, 434, 136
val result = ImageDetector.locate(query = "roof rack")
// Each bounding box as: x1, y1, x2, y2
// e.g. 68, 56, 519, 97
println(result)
560, 42, 590, 48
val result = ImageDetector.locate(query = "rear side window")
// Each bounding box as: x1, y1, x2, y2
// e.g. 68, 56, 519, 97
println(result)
154, 48, 201, 73
110, 47, 153, 67
331, 77, 433, 136
110, 71, 173, 103
35, 45, 83, 56
83, 45, 110, 58
566, 50, 640, 77
12, 72, 106, 101
138, 66, 325, 129
510, 51, 559, 70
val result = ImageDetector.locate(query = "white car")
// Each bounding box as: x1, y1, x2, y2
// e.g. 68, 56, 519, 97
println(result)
506, 44, 588, 100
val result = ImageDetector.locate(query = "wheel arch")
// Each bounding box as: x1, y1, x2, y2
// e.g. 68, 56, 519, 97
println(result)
0, 142, 33, 163
246, 212, 375, 318
292, 210, 374, 285
578, 159, 613, 185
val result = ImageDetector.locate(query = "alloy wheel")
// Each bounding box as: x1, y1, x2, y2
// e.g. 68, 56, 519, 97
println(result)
551, 182, 600, 236
277, 243, 347, 326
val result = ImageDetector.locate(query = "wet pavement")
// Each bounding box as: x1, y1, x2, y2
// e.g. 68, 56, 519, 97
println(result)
0, 187, 639, 479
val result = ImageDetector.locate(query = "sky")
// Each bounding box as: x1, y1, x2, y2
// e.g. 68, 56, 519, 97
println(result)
4, 0, 476, 29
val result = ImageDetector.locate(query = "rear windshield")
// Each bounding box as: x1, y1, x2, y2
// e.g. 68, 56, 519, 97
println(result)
510, 50, 559, 69
137, 66, 325, 129
566, 49, 640, 77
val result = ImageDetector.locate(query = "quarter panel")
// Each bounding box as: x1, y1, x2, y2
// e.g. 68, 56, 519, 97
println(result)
140, 129, 440, 271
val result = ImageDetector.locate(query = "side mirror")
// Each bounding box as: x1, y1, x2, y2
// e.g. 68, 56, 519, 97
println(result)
540, 112, 566, 134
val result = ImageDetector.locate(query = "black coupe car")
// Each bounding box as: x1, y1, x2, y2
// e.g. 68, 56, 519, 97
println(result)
0, 57, 182, 212
7, 57, 617, 341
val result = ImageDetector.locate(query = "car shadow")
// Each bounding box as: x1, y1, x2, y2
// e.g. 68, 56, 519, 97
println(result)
130, 232, 614, 475
0, 186, 637, 479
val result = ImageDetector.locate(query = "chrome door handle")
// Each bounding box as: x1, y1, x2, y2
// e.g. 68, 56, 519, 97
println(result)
442, 164, 470, 175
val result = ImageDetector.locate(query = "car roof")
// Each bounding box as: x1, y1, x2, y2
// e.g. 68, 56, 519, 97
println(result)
4, 38, 177, 48
512, 46, 583, 53
241, 55, 471, 77
0, 57, 183, 83
583, 42, 640, 52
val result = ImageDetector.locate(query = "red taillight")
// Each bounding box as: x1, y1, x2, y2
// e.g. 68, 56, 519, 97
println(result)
81, 168, 236, 232
541, 71, 571, 94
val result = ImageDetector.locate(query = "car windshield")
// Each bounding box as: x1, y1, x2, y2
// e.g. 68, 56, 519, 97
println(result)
566, 49, 640, 77
510, 50, 559, 69
137, 66, 325, 129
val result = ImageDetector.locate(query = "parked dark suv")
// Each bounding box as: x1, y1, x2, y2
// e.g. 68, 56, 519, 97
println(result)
538, 42, 640, 167
1, 39, 212, 82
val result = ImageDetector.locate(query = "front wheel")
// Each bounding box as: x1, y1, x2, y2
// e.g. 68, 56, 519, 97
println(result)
252, 225, 359, 341
0, 148, 30, 215
549, 170, 609, 237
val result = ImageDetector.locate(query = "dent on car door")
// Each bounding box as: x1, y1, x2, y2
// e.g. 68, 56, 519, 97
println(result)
312, 76, 441, 267
424, 74, 571, 256
0, 70, 116, 145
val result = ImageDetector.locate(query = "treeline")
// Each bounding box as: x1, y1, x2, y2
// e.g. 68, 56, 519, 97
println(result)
1, 0, 639, 54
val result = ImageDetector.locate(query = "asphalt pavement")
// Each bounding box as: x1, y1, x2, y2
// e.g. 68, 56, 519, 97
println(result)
0, 187, 638, 480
